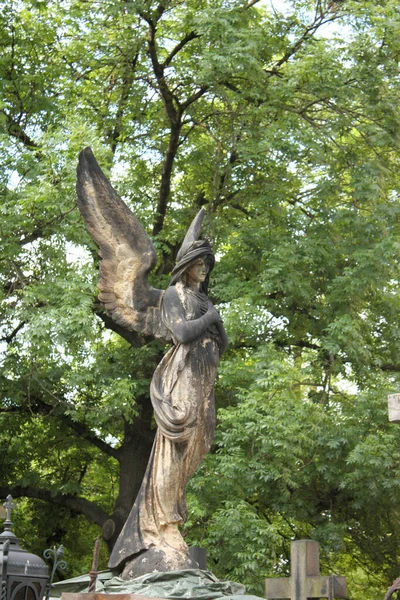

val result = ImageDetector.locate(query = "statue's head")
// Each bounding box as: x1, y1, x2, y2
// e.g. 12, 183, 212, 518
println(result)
170, 209, 214, 293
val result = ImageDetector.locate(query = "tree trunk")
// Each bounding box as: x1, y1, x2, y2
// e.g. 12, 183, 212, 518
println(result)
102, 398, 155, 552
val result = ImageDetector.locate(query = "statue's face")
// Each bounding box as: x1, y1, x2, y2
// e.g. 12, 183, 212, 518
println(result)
187, 258, 209, 285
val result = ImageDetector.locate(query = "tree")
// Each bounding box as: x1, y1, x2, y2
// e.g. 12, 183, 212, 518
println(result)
1, 0, 400, 596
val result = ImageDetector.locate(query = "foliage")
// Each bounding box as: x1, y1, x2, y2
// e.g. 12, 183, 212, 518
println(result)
186, 346, 400, 595
1, 0, 400, 598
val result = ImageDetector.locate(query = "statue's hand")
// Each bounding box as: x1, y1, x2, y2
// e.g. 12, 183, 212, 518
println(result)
207, 301, 223, 324
206, 301, 228, 355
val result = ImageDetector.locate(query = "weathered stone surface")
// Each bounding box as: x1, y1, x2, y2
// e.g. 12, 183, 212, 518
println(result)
76, 148, 228, 578
188, 546, 207, 570
388, 393, 400, 423
265, 540, 347, 600
121, 546, 198, 579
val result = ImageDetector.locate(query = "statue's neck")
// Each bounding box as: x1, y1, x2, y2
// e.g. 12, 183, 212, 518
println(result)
187, 281, 201, 292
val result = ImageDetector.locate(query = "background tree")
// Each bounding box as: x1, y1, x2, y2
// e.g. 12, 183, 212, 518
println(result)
1, 0, 400, 597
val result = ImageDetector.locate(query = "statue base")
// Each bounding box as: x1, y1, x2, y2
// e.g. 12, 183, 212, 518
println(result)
121, 547, 198, 579
62, 595, 154, 600
54, 569, 264, 600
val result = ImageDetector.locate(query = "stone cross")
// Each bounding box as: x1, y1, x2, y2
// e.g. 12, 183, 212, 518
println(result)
265, 540, 347, 600
388, 393, 400, 423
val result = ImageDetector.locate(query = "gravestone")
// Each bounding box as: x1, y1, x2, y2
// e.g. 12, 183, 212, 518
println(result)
265, 540, 347, 600
384, 398, 400, 599
388, 393, 400, 424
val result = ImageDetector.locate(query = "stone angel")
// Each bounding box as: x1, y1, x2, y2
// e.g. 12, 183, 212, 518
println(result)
76, 148, 228, 579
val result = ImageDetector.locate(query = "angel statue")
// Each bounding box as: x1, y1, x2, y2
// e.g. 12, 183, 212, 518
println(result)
76, 148, 228, 578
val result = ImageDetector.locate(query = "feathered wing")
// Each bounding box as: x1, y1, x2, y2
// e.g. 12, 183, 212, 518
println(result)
76, 147, 171, 342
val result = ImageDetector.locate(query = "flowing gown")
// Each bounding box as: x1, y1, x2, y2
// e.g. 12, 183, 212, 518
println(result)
108, 281, 221, 570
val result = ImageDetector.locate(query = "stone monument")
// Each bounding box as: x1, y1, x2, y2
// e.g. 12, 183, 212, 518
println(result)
265, 540, 347, 600
384, 400, 400, 598
388, 393, 400, 424
76, 148, 228, 579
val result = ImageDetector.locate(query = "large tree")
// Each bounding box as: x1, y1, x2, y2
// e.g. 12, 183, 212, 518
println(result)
1, 0, 400, 596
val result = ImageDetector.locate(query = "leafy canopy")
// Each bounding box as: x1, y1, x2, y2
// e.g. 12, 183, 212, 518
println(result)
1, 0, 400, 597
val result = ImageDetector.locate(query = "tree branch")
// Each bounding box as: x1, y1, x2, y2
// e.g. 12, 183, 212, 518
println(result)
213, 146, 240, 209
0, 485, 110, 527
1, 321, 26, 344
94, 303, 154, 348
141, 13, 185, 237
152, 122, 182, 236
265, 9, 342, 79
274, 338, 321, 351
144, 17, 179, 125
163, 31, 200, 68
105, 51, 141, 154
243, 0, 262, 8
380, 364, 400, 373
18, 206, 78, 246
285, 196, 315, 219
181, 85, 209, 111
20, 392, 120, 460
1, 110, 40, 150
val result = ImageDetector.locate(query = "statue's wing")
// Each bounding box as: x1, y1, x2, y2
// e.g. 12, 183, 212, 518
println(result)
76, 147, 171, 342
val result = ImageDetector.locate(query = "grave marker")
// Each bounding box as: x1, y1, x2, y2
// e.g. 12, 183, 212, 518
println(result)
265, 540, 347, 600
388, 393, 400, 424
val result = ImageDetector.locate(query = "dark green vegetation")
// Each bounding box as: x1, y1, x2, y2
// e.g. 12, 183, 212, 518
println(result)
1, 0, 400, 597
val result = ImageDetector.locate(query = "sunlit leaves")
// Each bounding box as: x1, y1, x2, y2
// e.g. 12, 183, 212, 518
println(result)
1, 1, 400, 597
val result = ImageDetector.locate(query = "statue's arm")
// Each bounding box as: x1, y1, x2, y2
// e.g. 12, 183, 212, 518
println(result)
215, 319, 228, 355
163, 287, 221, 344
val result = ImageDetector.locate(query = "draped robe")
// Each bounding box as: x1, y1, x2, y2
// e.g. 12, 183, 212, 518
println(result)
108, 281, 221, 570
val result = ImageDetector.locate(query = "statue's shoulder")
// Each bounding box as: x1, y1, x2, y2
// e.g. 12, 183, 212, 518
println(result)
163, 284, 181, 305
164, 285, 178, 300
163, 283, 186, 311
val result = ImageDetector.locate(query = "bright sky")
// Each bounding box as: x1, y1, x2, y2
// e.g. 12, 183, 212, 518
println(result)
266, 0, 348, 38
268, 0, 291, 14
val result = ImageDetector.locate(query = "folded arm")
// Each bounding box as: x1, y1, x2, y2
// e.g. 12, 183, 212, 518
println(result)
162, 287, 222, 345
